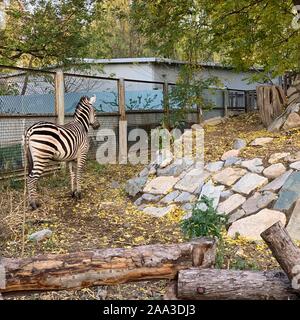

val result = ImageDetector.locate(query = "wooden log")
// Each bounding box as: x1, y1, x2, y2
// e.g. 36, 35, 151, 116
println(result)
177, 268, 299, 300
261, 221, 300, 285
0, 238, 216, 294
256, 85, 285, 128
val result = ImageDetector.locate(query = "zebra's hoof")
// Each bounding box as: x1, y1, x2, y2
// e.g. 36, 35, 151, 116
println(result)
72, 191, 82, 200
30, 201, 41, 211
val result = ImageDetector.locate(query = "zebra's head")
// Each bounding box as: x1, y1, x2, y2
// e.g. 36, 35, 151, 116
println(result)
76, 95, 100, 130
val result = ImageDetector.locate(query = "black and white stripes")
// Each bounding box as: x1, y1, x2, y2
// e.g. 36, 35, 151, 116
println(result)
24, 95, 100, 210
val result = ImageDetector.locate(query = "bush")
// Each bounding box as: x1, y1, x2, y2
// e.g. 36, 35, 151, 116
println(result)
181, 195, 227, 240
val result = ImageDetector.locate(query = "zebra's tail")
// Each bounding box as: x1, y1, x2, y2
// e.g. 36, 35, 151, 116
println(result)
22, 129, 33, 174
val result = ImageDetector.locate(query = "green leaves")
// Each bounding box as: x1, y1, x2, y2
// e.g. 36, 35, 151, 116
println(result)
181, 195, 227, 240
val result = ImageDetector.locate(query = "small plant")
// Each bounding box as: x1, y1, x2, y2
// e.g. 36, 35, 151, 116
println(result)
181, 195, 227, 240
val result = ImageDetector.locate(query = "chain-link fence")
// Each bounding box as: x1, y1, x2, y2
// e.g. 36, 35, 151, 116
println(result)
0, 67, 56, 177
0, 65, 257, 178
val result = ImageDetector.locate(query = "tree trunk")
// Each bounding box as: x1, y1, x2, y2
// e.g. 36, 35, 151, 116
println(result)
0, 238, 216, 294
177, 268, 299, 300
261, 221, 300, 286
256, 85, 285, 128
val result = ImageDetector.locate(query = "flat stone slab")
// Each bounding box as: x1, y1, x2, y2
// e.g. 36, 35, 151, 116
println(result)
175, 191, 197, 203
224, 157, 242, 167
232, 173, 268, 195
126, 176, 148, 197
143, 176, 179, 195
268, 152, 290, 164
273, 171, 300, 213
250, 137, 274, 146
199, 180, 224, 209
213, 167, 247, 186
290, 161, 300, 170
263, 163, 286, 179
286, 198, 300, 240
175, 168, 210, 194
220, 189, 234, 201
221, 149, 240, 161
241, 158, 264, 173
242, 191, 278, 215
227, 209, 286, 240
205, 161, 224, 173
217, 194, 246, 215
157, 157, 194, 177
261, 170, 293, 192
143, 205, 176, 217
227, 209, 246, 225
160, 190, 181, 204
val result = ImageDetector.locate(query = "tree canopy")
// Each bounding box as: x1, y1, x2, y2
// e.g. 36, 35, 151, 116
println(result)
131, 0, 300, 78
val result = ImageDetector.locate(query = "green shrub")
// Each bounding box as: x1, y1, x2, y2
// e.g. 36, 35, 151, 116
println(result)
181, 195, 227, 240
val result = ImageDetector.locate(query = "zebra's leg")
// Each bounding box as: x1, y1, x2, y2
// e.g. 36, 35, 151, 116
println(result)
73, 148, 88, 200
27, 162, 48, 210
68, 161, 77, 198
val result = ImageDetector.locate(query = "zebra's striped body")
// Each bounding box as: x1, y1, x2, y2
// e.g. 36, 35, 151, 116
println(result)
24, 96, 100, 210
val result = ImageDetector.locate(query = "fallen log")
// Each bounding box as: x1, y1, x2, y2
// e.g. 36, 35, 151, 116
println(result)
177, 268, 299, 300
0, 238, 216, 294
261, 221, 300, 289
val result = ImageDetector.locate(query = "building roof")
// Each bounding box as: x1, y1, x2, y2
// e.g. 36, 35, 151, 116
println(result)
81, 57, 263, 71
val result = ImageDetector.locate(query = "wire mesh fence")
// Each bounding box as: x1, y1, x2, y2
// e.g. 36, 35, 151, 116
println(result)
0, 65, 257, 178
0, 67, 56, 176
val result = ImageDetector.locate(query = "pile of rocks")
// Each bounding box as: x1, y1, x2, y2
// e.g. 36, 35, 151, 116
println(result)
125, 137, 300, 240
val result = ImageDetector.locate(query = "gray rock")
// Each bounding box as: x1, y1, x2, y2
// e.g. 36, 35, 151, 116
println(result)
227, 209, 286, 240
181, 203, 194, 212
143, 205, 175, 218
175, 168, 210, 194
290, 161, 300, 170
157, 158, 193, 177
282, 112, 300, 130
139, 168, 149, 177
232, 173, 268, 195
134, 197, 143, 206
125, 176, 148, 197
286, 198, 300, 240
213, 167, 247, 186
273, 171, 300, 213
285, 152, 300, 163
142, 193, 162, 202
242, 191, 278, 216
224, 157, 242, 167
199, 180, 224, 209
250, 137, 274, 146
220, 189, 234, 201
221, 149, 240, 161
217, 194, 246, 215
268, 152, 290, 164
233, 138, 247, 150
111, 180, 120, 189
28, 229, 52, 242
261, 170, 293, 192
205, 161, 224, 173
263, 163, 286, 179
227, 209, 246, 225
160, 190, 181, 204
175, 191, 196, 203
182, 211, 192, 220
241, 158, 264, 173
143, 176, 179, 195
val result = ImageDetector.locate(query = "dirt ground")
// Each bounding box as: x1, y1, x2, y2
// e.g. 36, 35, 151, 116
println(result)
1, 112, 299, 300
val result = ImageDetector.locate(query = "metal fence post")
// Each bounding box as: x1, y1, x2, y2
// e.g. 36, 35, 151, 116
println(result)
118, 78, 127, 164
163, 81, 170, 129
55, 69, 64, 125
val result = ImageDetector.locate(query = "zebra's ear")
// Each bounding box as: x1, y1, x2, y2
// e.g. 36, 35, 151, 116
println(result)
89, 95, 96, 104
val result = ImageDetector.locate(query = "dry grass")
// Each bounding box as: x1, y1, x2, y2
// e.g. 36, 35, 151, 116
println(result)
1, 111, 300, 300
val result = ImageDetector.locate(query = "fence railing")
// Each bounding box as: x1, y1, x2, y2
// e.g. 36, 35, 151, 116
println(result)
0, 65, 257, 177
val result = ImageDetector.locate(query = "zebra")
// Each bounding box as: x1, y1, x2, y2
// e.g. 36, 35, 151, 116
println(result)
23, 95, 100, 210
